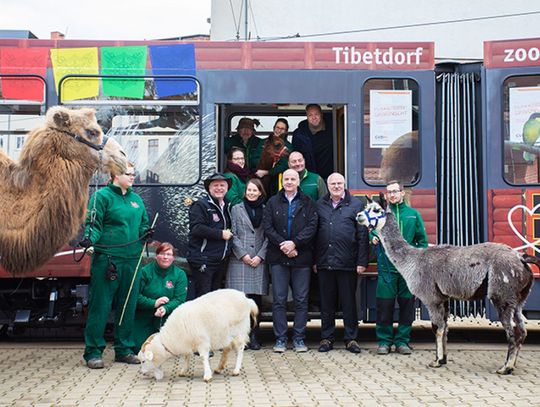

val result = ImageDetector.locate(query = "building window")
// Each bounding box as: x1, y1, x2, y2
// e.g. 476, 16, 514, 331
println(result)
16, 135, 25, 150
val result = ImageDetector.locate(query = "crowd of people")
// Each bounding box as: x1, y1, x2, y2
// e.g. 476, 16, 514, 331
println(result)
80, 104, 427, 369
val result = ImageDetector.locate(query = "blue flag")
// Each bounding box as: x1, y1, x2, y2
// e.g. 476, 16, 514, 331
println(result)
149, 44, 196, 98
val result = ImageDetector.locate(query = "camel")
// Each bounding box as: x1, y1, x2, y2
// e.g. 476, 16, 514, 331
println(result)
0, 106, 127, 275
357, 195, 537, 375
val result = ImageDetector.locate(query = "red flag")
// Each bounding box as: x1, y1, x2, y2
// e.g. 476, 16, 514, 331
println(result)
0, 48, 49, 102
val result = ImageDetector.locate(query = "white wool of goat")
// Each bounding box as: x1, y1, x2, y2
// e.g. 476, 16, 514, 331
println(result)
139, 288, 258, 382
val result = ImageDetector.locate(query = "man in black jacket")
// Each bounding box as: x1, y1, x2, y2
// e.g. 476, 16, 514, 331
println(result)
263, 169, 318, 353
315, 172, 369, 354
187, 173, 233, 298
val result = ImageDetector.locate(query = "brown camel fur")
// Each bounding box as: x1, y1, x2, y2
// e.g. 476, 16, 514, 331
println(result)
0, 106, 127, 275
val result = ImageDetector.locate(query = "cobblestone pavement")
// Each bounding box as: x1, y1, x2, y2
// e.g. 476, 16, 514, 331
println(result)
1, 323, 539, 407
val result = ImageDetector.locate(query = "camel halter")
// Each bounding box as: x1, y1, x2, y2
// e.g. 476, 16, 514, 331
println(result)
52, 128, 108, 151
363, 207, 386, 231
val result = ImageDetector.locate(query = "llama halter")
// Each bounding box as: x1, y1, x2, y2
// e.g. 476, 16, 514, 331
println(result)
361, 206, 386, 231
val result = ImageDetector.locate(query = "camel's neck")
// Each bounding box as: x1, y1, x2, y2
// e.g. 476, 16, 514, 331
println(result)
378, 210, 421, 281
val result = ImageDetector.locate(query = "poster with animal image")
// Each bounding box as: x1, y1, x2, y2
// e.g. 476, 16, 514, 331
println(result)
369, 90, 412, 148
509, 86, 540, 144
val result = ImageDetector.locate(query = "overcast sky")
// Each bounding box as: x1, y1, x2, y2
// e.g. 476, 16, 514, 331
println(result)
0, 0, 211, 40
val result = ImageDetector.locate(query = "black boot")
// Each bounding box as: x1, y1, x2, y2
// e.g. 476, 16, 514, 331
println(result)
249, 328, 261, 350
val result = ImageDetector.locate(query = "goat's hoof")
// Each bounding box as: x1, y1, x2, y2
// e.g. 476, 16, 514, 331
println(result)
232, 369, 241, 376
496, 366, 514, 375
428, 360, 443, 368
178, 371, 189, 377
203, 375, 213, 382
213, 369, 223, 375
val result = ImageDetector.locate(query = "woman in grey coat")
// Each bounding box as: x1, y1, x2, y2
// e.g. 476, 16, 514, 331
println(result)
226, 178, 268, 349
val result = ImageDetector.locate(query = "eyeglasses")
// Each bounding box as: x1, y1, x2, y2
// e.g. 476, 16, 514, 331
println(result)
387, 190, 402, 195
124, 173, 135, 177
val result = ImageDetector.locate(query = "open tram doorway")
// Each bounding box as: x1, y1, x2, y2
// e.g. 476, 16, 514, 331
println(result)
217, 103, 346, 183
216, 103, 346, 319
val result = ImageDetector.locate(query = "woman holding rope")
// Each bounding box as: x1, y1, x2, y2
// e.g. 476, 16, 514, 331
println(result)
79, 162, 152, 369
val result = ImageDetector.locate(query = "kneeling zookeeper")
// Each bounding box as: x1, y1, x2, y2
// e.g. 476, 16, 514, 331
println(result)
79, 163, 152, 369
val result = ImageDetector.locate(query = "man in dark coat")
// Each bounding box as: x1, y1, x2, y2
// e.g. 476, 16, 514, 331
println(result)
315, 172, 369, 354
292, 104, 334, 180
187, 173, 233, 298
263, 169, 318, 353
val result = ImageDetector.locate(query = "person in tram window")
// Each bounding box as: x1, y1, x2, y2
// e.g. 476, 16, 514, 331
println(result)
224, 147, 250, 207
315, 172, 369, 354
292, 104, 334, 180
225, 178, 268, 350
224, 117, 264, 172
186, 173, 233, 298
80, 162, 152, 369
370, 180, 428, 355
133, 242, 188, 353
263, 169, 318, 353
254, 118, 293, 196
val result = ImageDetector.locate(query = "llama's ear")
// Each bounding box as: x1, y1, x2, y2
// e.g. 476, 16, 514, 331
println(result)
53, 110, 71, 128
366, 195, 373, 204
379, 193, 388, 209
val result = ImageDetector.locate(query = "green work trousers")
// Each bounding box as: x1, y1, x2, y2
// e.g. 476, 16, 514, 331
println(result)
83, 254, 140, 361
375, 272, 415, 347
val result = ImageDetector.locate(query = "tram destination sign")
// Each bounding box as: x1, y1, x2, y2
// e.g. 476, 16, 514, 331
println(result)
485, 38, 540, 68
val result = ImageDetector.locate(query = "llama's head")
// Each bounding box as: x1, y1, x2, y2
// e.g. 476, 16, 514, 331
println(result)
356, 193, 388, 231
45, 106, 127, 176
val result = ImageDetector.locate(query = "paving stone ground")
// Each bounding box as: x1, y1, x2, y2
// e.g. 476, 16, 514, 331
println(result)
1, 321, 539, 407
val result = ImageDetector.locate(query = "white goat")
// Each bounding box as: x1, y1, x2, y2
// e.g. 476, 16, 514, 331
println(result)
138, 288, 258, 382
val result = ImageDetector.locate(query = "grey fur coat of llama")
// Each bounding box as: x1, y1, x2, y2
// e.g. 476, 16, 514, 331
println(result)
357, 195, 538, 375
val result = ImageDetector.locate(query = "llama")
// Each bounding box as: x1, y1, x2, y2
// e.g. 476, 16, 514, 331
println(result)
357, 195, 537, 374
0, 106, 127, 275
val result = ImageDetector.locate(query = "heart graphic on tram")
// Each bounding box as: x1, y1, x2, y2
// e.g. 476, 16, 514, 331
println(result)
507, 203, 540, 253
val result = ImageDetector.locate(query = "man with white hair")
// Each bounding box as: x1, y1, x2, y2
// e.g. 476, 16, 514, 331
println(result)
314, 173, 369, 354
263, 169, 318, 353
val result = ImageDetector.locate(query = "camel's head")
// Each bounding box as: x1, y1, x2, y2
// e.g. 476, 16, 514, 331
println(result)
45, 107, 127, 176
356, 193, 388, 231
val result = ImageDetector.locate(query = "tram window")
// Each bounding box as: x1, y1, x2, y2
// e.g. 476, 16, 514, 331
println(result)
98, 108, 201, 185
503, 75, 540, 185
362, 78, 420, 186
59, 75, 202, 186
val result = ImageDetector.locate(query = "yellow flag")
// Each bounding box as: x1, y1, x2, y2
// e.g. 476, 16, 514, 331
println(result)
50, 47, 99, 101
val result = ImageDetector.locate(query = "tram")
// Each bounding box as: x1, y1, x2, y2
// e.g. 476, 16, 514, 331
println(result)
0, 37, 538, 333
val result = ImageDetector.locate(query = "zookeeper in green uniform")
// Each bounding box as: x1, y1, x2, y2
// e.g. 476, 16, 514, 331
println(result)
133, 242, 188, 353
224, 117, 264, 171
224, 147, 248, 207
371, 180, 428, 356
79, 163, 151, 369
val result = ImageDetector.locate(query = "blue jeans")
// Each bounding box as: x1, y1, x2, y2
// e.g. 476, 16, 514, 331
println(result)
270, 264, 311, 341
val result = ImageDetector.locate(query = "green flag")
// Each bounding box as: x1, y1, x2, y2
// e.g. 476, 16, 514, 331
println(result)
101, 46, 147, 99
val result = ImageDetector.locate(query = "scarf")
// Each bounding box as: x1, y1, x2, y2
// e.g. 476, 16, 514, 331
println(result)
226, 161, 252, 182
243, 197, 265, 228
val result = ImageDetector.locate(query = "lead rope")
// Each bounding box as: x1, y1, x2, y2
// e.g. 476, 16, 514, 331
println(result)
119, 213, 159, 326
73, 153, 103, 263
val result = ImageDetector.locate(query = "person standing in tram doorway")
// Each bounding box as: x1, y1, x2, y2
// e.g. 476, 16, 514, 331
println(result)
80, 162, 151, 369
292, 104, 334, 180
263, 169, 318, 353
315, 172, 369, 354
371, 180, 428, 355
224, 117, 264, 172
186, 173, 233, 299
